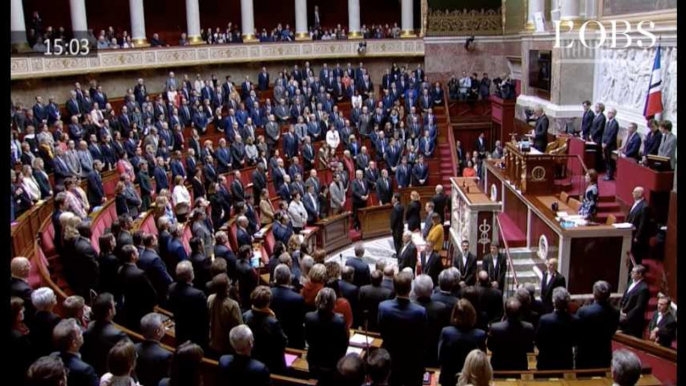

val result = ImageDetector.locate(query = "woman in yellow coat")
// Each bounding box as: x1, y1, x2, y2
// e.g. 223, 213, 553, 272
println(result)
425, 212, 444, 252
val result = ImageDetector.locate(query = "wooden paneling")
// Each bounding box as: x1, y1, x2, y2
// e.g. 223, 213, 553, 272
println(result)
568, 236, 623, 294
359, 204, 393, 239
664, 190, 676, 302
316, 212, 352, 254
504, 187, 528, 237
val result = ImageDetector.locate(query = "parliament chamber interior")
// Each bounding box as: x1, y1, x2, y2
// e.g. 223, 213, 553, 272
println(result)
8, 0, 678, 385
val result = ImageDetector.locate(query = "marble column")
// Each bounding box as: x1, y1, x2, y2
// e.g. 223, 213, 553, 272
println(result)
348, 0, 361, 39
11, 0, 29, 51
560, 0, 582, 26
69, 0, 89, 37
525, 0, 545, 31
185, 0, 202, 44
295, 0, 310, 40
584, 0, 599, 19
129, 0, 149, 47
240, 0, 257, 42
401, 0, 415, 38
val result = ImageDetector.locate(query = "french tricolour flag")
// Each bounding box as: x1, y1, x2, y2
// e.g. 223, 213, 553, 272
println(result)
644, 45, 663, 119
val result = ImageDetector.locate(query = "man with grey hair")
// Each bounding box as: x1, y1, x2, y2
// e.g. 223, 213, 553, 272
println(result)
11, 257, 34, 319
612, 350, 642, 386
398, 230, 417, 272
218, 325, 271, 385
432, 184, 448, 223
413, 274, 448, 366
135, 313, 173, 386
602, 107, 619, 180
29, 287, 61, 357
168, 260, 209, 349
621, 122, 642, 161
575, 280, 619, 369
236, 215, 253, 247
432, 268, 460, 311
270, 264, 306, 349
535, 287, 577, 370
346, 243, 371, 287
52, 318, 99, 386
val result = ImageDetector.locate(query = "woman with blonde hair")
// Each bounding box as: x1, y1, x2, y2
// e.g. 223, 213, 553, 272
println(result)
301, 263, 327, 308
457, 349, 493, 386
405, 190, 422, 232
172, 175, 191, 207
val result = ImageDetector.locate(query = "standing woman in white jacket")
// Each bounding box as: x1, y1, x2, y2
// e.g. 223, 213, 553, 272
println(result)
288, 191, 308, 233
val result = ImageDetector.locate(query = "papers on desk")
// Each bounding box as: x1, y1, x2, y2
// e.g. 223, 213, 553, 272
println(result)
612, 223, 634, 229
301, 228, 314, 235
346, 347, 364, 356
254, 228, 267, 238
556, 211, 569, 218
284, 353, 299, 368
557, 214, 588, 227
349, 333, 372, 347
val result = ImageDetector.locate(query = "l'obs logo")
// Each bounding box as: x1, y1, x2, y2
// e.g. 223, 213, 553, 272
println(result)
554, 20, 658, 49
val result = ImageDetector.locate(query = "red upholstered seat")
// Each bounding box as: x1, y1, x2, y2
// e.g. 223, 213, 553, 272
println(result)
264, 230, 275, 257
40, 223, 56, 258
182, 224, 192, 254
228, 223, 239, 252
31, 248, 46, 288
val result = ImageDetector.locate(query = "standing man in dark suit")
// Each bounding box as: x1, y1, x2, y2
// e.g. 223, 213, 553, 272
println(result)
52, 319, 100, 386
168, 261, 209, 349
378, 271, 428, 386
118, 244, 158, 330
397, 231, 417, 273
389, 193, 404, 256
575, 280, 619, 369
376, 169, 394, 205
474, 132, 487, 159
620, 123, 642, 162
139, 234, 174, 305
413, 274, 449, 367
257, 67, 270, 92
590, 103, 607, 170
81, 293, 128, 376
476, 270, 504, 324
453, 240, 477, 287
481, 244, 507, 291
535, 287, 578, 370
218, 325, 271, 386
648, 295, 677, 348
136, 313, 173, 386
580, 100, 595, 140
540, 258, 567, 314
270, 265, 306, 349
86, 160, 106, 208
602, 107, 619, 180
532, 106, 549, 153
487, 298, 535, 370
626, 187, 652, 265
420, 241, 443, 286
351, 170, 369, 230
345, 243, 371, 288
432, 184, 449, 223
619, 264, 651, 339
358, 270, 393, 332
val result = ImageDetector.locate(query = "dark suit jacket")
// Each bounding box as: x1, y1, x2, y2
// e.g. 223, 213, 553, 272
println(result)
648, 310, 677, 348
397, 242, 417, 272
270, 285, 306, 349
438, 326, 487, 386
118, 263, 157, 329
86, 171, 105, 207
421, 251, 443, 286
477, 284, 504, 323
338, 280, 360, 327
590, 113, 606, 144
405, 200, 421, 231
218, 354, 271, 386
581, 109, 595, 139
488, 318, 535, 370
623, 131, 642, 160
29, 311, 62, 357
540, 271, 567, 313
237, 227, 252, 247
214, 244, 237, 280
376, 177, 393, 205
414, 297, 450, 366
345, 257, 371, 288
390, 203, 404, 236
351, 179, 369, 205
627, 200, 651, 243
168, 281, 209, 348
304, 310, 349, 375
57, 352, 99, 386
135, 340, 173, 386
481, 253, 507, 291
11, 277, 34, 320
575, 301, 619, 368
603, 119, 619, 150
620, 280, 651, 338
378, 298, 428, 374
453, 251, 477, 286
139, 248, 173, 304
64, 236, 100, 297
432, 192, 449, 223
535, 311, 578, 370
82, 320, 128, 376
534, 115, 549, 152
243, 309, 288, 374
359, 284, 393, 332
